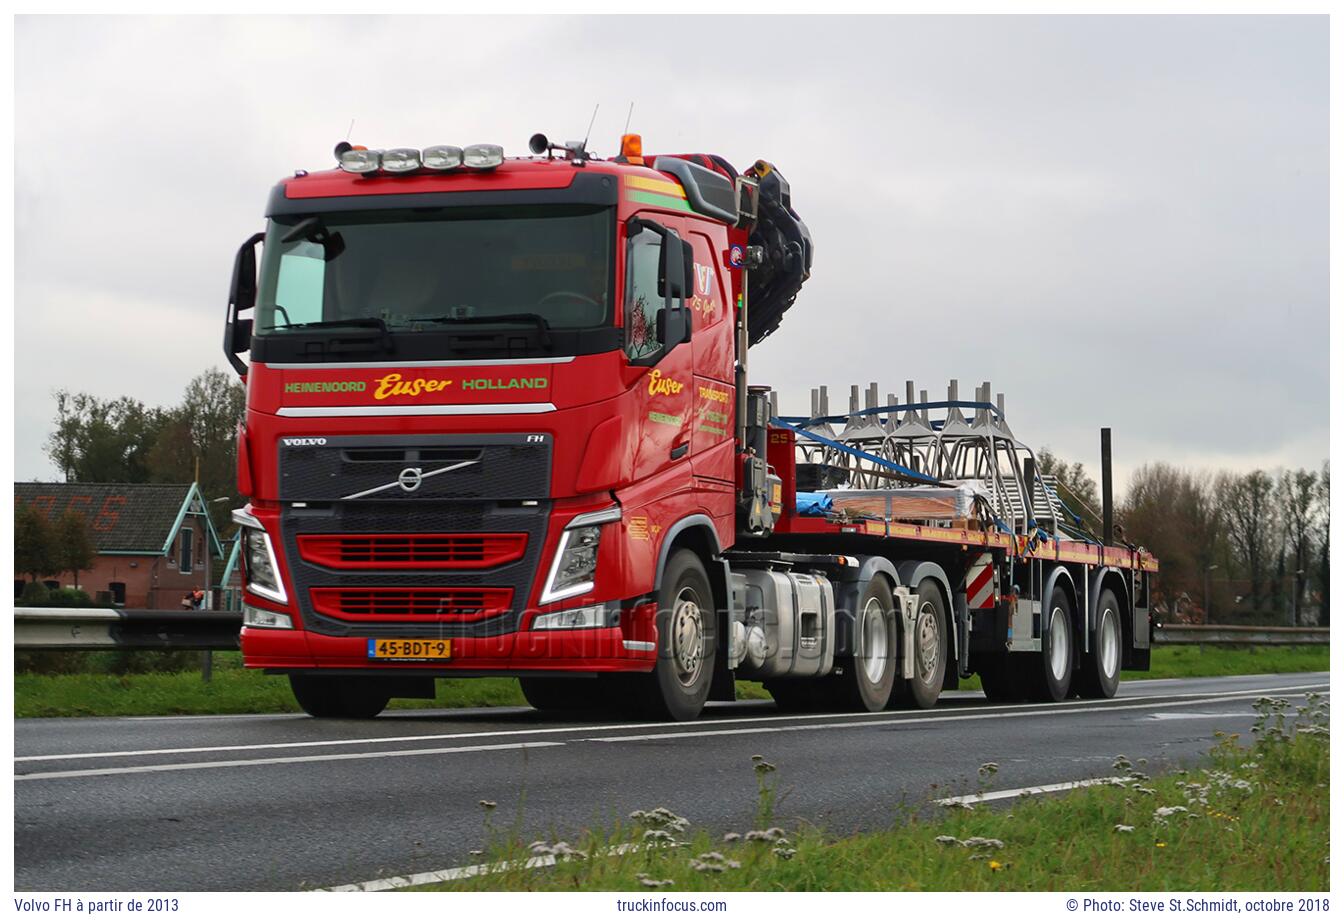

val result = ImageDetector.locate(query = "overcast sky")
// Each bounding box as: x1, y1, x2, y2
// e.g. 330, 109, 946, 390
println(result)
13, 15, 1328, 491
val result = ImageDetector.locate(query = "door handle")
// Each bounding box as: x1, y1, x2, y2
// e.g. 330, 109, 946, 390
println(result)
670, 443, 689, 460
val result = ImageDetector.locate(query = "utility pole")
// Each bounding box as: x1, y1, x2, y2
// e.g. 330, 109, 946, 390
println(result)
1204, 564, 1218, 625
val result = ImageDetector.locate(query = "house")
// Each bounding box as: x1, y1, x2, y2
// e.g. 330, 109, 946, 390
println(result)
14, 482, 226, 609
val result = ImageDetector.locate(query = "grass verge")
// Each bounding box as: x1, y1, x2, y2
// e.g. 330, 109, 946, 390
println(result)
14, 645, 1328, 719
418, 695, 1329, 891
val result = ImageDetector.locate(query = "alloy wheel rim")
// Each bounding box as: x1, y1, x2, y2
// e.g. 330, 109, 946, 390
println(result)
916, 602, 940, 683
860, 596, 889, 685
1048, 606, 1069, 681
1099, 607, 1120, 678
670, 587, 705, 687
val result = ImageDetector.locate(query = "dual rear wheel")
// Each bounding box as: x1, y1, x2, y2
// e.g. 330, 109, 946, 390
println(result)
977, 585, 1122, 703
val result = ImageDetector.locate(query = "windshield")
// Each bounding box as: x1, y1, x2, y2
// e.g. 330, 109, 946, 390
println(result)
255, 205, 614, 335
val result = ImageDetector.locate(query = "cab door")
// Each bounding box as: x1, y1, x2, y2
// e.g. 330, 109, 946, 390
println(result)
624, 216, 694, 482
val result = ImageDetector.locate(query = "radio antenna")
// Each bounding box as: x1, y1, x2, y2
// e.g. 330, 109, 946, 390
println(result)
345, 118, 355, 141
582, 104, 599, 152
623, 102, 634, 136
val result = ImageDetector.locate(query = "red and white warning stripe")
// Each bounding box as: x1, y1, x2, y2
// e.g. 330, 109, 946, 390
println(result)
964, 554, 996, 609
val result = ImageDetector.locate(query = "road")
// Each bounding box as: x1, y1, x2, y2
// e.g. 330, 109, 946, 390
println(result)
14, 671, 1328, 892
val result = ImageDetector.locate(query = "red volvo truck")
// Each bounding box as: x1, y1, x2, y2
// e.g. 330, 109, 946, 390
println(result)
223, 133, 1156, 720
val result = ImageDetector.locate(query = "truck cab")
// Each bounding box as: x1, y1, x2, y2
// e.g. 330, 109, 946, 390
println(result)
224, 138, 811, 719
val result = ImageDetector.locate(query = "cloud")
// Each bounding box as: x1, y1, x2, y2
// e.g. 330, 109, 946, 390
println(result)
14, 15, 1328, 488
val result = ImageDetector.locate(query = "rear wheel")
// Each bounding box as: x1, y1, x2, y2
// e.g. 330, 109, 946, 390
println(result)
765, 680, 828, 713
519, 677, 605, 712
977, 655, 1023, 703
829, 577, 898, 711
632, 549, 716, 721
890, 579, 947, 710
1077, 589, 1123, 699
289, 674, 391, 719
1027, 584, 1075, 702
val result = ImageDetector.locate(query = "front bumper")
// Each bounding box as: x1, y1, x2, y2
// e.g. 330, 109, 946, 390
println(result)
242, 601, 658, 675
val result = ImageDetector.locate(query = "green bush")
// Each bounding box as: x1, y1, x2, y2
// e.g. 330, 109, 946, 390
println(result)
18, 581, 50, 605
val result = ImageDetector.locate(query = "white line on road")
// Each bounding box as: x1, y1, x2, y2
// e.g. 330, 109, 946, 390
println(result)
585, 687, 1328, 744
935, 777, 1131, 805
14, 680, 1326, 765
13, 685, 1325, 783
319, 844, 643, 892
15, 741, 564, 782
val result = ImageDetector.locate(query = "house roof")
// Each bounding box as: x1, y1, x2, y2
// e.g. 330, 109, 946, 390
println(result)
14, 482, 225, 557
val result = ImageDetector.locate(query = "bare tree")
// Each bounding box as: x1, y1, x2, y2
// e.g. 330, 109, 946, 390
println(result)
1278, 468, 1319, 625
1216, 470, 1280, 619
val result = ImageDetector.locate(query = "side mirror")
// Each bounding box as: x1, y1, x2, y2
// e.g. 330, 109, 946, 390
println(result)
656, 307, 691, 348
224, 232, 264, 376
658, 230, 685, 301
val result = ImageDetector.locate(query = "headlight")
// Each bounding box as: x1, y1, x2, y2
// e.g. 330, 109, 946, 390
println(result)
237, 519, 288, 605
380, 147, 421, 173
243, 604, 293, 629
422, 145, 463, 170
463, 143, 504, 169
338, 148, 381, 173
532, 604, 612, 630
538, 506, 621, 605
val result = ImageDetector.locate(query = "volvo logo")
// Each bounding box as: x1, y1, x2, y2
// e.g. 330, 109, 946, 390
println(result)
340, 458, 480, 500
282, 437, 327, 447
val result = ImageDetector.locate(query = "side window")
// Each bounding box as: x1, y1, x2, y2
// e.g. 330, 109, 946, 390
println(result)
273, 240, 325, 327
625, 228, 663, 360
178, 529, 193, 575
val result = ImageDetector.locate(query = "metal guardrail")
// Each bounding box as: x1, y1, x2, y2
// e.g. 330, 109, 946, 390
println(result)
1153, 623, 1329, 646
14, 608, 242, 651
13, 609, 1326, 651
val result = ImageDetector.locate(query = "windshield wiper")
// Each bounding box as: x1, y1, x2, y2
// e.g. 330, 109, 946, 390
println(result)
264, 317, 389, 334
263, 317, 393, 352
405, 313, 552, 347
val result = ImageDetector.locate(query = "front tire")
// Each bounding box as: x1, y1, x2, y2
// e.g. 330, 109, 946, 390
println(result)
1077, 589, 1122, 699
633, 549, 716, 721
519, 677, 605, 712
289, 674, 391, 719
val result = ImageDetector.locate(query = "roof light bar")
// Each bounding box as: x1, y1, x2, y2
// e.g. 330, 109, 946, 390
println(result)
333, 143, 504, 174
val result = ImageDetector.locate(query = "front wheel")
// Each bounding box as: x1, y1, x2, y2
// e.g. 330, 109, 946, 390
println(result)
519, 677, 606, 712
289, 674, 391, 719
1077, 589, 1122, 698
632, 549, 716, 721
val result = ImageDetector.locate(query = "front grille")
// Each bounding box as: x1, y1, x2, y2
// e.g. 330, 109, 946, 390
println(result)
280, 499, 550, 638
310, 587, 514, 623
297, 533, 528, 570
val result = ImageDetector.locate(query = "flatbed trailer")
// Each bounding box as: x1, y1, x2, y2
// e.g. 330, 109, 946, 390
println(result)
223, 132, 1156, 720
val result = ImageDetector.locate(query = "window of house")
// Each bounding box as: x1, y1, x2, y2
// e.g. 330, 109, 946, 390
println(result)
178, 529, 193, 575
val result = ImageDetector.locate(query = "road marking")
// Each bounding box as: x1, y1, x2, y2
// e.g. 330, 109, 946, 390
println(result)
586, 686, 1327, 743
320, 843, 642, 892
14, 680, 1325, 764
936, 776, 1131, 805
1146, 711, 1259, 721
15, 741, 563, 782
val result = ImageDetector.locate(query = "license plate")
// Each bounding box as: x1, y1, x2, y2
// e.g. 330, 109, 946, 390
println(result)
367, 638, 452, 660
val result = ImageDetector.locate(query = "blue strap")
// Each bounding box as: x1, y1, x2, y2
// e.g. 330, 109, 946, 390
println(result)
770, 416, 944, 485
